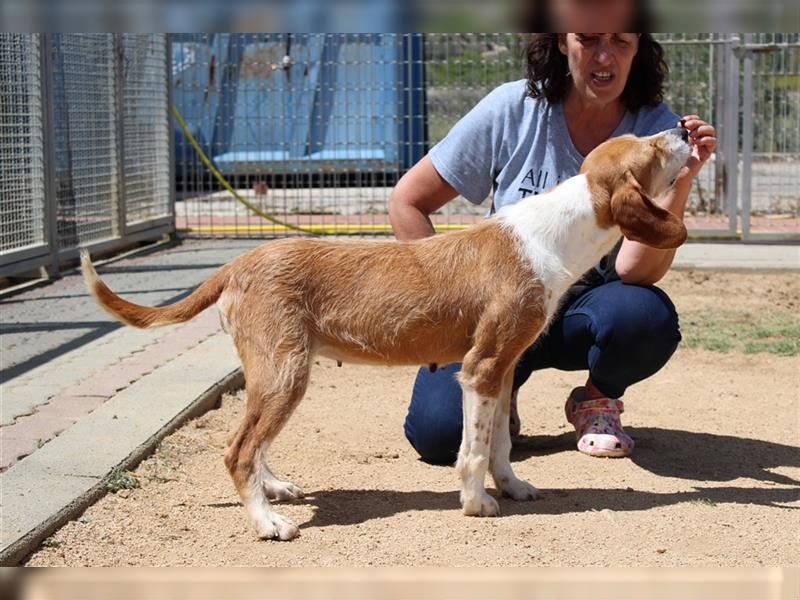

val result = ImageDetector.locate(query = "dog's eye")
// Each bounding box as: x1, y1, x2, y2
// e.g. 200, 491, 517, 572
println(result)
669, 178, 676, 186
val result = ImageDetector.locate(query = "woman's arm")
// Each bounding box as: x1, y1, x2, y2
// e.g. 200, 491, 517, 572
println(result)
388, 155, 460, 241
616, 116, 717, 285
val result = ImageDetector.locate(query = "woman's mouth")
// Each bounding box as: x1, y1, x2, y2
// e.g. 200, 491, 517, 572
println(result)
591, 71, 614, 85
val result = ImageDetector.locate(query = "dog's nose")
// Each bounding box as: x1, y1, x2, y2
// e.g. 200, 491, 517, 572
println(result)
668, 127, 689, 143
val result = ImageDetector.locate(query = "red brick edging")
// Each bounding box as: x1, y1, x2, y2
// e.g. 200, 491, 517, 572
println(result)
0, 311, 222, 472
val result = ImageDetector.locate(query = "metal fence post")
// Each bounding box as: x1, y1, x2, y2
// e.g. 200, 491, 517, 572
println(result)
114, 34, 127, 239
724, 34, 741, 236
713, 33, 727, 215
740, 34, 754, 240
40, 33, 60, 277
166, 35, 176, 232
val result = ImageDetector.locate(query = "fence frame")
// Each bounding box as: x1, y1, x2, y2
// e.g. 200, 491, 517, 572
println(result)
0, 34, 174, 280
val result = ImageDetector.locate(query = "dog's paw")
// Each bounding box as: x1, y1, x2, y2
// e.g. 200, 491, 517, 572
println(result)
254, 512, 300, 541
498, 477, 539, 502
462, 491, 500, 517
264, 479, 305, 502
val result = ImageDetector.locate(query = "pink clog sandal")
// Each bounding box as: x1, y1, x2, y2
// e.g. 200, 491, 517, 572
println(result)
565, 387, 634, 457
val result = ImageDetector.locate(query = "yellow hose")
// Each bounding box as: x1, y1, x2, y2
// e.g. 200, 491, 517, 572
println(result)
171, 105, 472, 237
172, 105, 333, 236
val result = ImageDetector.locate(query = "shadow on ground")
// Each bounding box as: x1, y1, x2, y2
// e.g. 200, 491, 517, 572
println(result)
296, 483, 800, 531
512, 427, 800, 486
206, 427, 800, 532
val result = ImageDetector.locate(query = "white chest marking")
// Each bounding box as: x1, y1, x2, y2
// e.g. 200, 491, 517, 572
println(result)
497, 174, 621, 317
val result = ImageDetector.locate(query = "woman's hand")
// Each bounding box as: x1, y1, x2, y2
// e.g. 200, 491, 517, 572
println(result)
680, 115, 717, 178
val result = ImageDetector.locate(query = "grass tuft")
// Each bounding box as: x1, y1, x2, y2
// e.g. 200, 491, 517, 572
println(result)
688, 498, 717, 507
105, 469, 140, 493
681, 309, 800, 356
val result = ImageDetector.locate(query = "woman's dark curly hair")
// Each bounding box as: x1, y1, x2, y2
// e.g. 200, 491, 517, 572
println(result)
524, 34, 669, 112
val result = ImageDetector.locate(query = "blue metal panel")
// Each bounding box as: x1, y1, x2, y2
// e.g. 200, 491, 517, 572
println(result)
171, 33, 218, 160
171, 33, 426, 177
400, 33, 428, 171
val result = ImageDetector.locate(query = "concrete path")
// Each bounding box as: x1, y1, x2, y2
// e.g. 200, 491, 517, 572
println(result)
1, 239, 258, 564
0, 238, 797, 564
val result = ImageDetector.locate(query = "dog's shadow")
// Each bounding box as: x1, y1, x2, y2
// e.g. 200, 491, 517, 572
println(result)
297, 427, 799, 530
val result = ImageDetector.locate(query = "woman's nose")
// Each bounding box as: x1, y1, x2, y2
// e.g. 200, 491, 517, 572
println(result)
595, 44, 613, 64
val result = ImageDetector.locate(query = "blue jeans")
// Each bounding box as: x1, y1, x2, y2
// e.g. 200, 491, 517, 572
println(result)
403, 280, 681, 464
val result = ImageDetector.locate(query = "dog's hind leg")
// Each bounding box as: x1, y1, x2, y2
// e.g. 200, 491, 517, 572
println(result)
259, 462, 305, 502
489, 371, 539, 501
224, 340, 311, 540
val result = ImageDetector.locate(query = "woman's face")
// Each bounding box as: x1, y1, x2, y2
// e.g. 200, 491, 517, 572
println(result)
558, 33, 640, 108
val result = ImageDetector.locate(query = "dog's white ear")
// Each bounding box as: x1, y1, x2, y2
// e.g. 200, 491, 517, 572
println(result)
610, 171, 687, 249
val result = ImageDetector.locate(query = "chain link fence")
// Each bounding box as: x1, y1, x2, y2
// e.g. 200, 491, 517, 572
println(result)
0, 33, 172, 279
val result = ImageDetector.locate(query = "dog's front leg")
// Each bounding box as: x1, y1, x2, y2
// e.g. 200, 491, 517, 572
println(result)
489, 373, 539, 501
455, 376, 500, 517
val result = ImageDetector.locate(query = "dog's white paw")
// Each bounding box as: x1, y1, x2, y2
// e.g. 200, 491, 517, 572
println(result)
254, 512, 299, 541
264, 479, 304, 502
462, 491, 500, 517
498, 477, 539, 501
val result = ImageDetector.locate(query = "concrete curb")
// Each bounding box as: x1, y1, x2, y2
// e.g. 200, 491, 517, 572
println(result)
0, 333, 244, 566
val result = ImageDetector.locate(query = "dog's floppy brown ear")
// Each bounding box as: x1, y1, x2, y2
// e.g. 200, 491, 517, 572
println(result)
610, 171, 687, 249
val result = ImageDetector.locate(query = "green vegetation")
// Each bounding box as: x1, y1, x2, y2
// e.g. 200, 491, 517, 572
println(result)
681, 308, 800, 356
105, 469, 140, 493
426, 49, 523, 90
688, 497, 717, 507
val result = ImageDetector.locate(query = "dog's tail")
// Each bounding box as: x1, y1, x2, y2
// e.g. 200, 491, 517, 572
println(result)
80, 250, 230, 329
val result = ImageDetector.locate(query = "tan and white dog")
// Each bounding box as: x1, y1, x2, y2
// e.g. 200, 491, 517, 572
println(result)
82, 129, 691, 540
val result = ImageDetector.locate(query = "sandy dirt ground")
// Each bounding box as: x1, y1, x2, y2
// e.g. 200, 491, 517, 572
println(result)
27, 270, 800, 567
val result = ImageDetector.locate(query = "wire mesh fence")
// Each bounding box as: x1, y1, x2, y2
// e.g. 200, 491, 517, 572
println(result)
172, 33, 799, 240
746, 33, 800, 217
121, 34, 171, 228
172, 33, 422, 235
0, 34, 45, 254
0, 33, 172, 279
1, 33, 797, 280
51, 33, 119, 249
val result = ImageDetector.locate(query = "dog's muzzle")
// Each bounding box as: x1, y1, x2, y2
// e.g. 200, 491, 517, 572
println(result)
668, 126, 690, 144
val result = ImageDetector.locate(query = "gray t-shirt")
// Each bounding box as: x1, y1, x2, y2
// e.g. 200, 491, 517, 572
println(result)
429, 79, 680, 293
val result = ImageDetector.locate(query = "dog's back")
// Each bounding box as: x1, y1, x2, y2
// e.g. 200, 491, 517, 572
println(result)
215, 222, 545, 367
